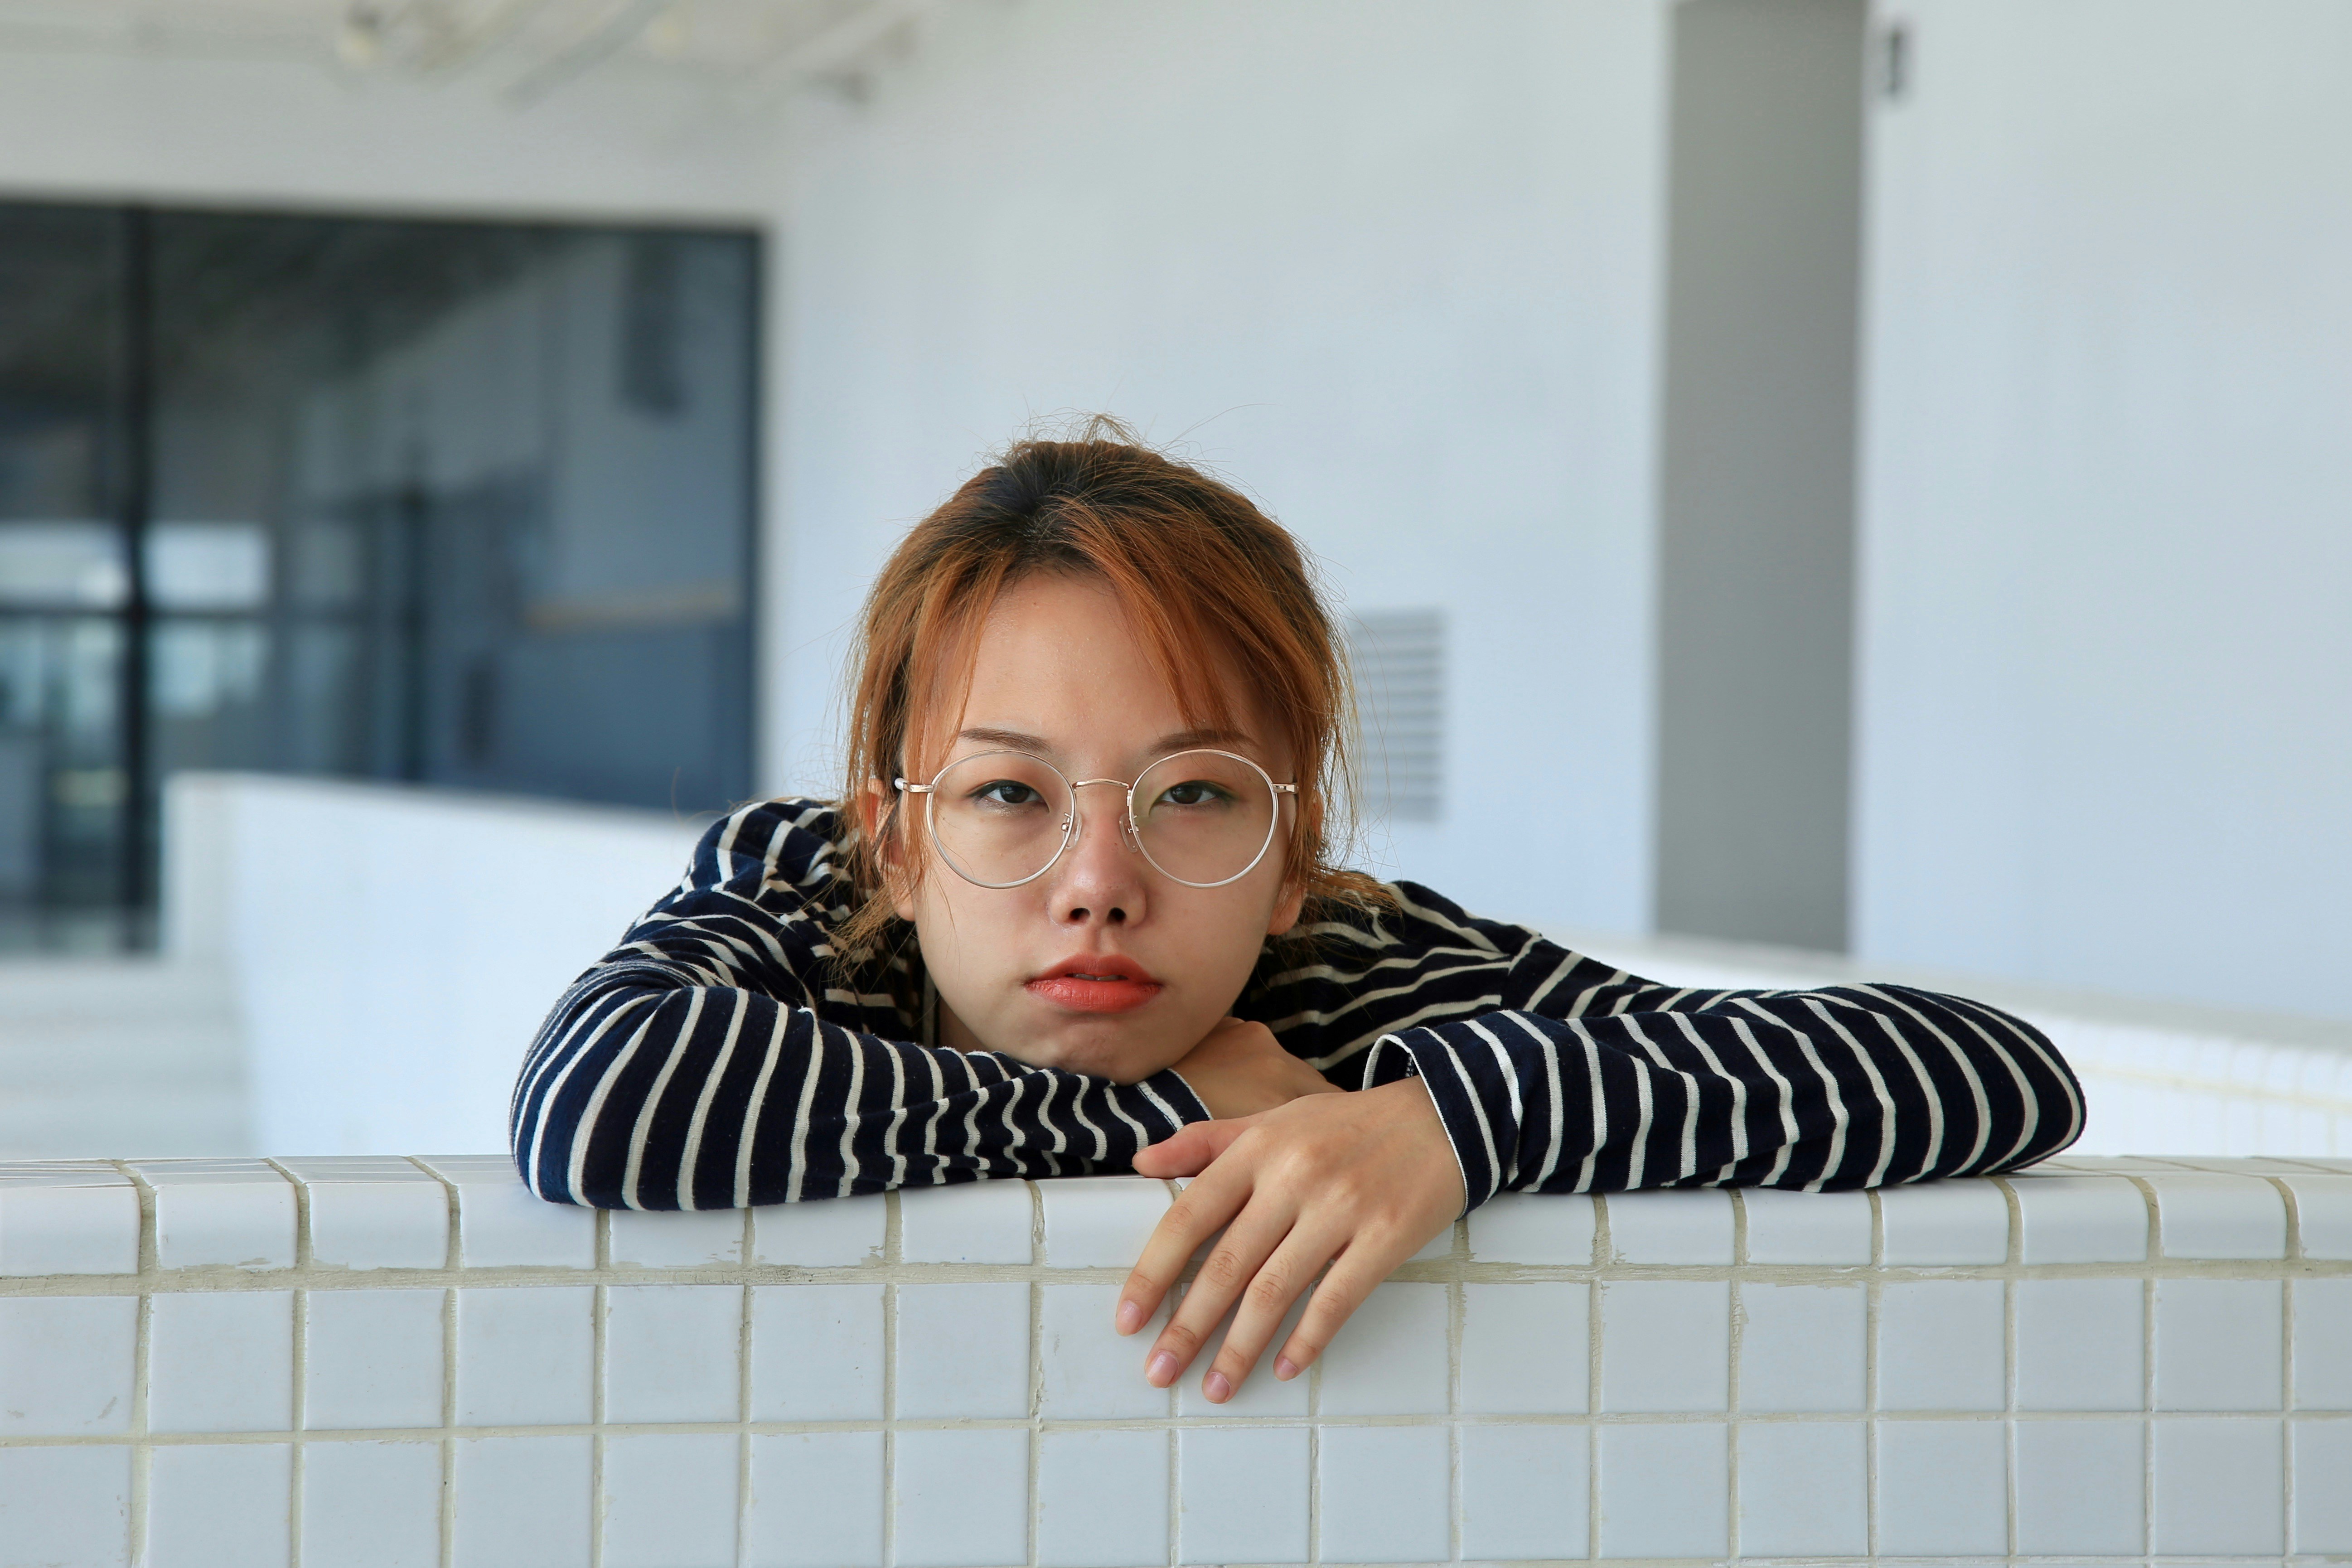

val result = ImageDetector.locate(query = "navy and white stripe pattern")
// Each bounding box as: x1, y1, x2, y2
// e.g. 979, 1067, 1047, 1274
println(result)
512, 799, 2082, 1210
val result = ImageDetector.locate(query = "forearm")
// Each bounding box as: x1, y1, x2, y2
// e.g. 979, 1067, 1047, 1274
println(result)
512, 975, 1210, 1208
1360, 986, 2083, 1207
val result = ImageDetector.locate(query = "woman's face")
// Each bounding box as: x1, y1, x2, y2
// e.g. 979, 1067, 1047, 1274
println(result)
881, 572, 1305, 1083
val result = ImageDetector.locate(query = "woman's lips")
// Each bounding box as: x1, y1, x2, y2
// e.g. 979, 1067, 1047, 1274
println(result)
1025, 974, 1164, 1013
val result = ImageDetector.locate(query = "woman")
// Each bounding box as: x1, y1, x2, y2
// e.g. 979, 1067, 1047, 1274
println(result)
512, 428, 2081, 1403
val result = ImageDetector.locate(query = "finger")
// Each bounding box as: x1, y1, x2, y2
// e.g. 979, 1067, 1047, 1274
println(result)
1196, 1219, 1345, 1402
1132, 1112, 1259, 1177
1115, 1155, 1251, 1335
1143, 1188, 1300, 1389
1271, 1233, 1419, 1381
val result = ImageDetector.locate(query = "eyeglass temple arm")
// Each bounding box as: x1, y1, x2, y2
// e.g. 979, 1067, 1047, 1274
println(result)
894, 779, 933, 794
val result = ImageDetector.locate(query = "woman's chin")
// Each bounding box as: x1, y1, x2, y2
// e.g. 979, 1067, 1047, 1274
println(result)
995, 1020, 1186, 1086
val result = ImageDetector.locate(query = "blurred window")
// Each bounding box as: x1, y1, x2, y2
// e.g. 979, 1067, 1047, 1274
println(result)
0, 202, 759, 949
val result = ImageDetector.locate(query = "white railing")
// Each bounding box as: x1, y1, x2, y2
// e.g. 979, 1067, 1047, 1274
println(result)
1, 1156, 2346, 1566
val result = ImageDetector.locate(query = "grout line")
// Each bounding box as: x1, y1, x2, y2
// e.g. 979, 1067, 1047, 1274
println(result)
1587, 1195, 1608, 1564
881, 1187, 900, 1568
1026, 1179, 1043, 1568
1864, 1189, 1883, 1558
1447, 1216, 1464, 1566
590, 1209, 609, 1568
290, 1280, 309, 1568
115, 1160, 156, 1568
737, 1259, 755, 1568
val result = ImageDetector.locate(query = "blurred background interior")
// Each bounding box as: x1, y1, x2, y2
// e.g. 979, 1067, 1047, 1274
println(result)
0, 0, 2344, 1161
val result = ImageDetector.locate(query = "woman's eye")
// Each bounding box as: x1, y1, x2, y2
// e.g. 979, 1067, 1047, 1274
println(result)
973, 780, 1041, 807
1157, 780, 1228, 808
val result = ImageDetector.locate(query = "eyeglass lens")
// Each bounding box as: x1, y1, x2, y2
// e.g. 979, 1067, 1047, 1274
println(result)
927, 750, 1278, 888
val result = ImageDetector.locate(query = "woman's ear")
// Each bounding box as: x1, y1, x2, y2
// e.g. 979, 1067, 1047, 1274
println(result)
863, 779, 923, 923
1265, 876, 1308, 939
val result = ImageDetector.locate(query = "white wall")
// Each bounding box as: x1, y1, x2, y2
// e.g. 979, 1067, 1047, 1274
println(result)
769, 0, 1672, 933
1855, 0, 2352, 1019
165, 773, 702, 1152
0, 46, 778, 223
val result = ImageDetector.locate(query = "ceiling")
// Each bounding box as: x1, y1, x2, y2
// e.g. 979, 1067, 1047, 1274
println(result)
0, 0, 936, 103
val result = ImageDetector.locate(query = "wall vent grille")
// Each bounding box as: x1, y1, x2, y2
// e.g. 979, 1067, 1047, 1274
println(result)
1349, 609, 1444, 823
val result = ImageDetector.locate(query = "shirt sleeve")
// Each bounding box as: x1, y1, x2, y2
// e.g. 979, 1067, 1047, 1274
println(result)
509, 799, 1209, 1209
1258, 883, 2085, 1210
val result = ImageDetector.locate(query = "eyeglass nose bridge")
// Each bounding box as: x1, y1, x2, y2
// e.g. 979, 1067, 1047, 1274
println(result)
1065, 776, 1143, 855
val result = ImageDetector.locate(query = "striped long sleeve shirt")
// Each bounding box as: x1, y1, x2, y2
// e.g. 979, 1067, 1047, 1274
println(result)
511, 798, 2083, 1210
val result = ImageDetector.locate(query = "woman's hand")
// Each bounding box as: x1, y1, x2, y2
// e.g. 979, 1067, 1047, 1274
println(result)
1166, 1016, 1345, 1119
1116, 1079, 1464, 1401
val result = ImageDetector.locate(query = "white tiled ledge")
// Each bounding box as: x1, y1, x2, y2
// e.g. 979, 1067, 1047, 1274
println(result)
1, 1154, 2348, 1567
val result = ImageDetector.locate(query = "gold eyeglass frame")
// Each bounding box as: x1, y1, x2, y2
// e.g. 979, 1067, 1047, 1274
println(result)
894, 748, 1300, 890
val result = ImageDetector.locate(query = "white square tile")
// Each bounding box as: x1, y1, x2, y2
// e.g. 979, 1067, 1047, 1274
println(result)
301, 1440, 442, 1568
2011, 1174, 2149, 1262
1037, 1429, 1168, 1568
150, 1290, 293, 1433
750, 1283, 885, 1422
1461, 1423, 1587, 1559
899, 1180, 1033, 1263
278, 1159, 451, 1270
2018, 1278, 2144, 1410
1604, 1187, 1733, 1263
1600, 1280, 1728, 1412
1039, 1175, 1171, 1267
1462, 1282, 1589, 1414
1317, 1424, 1451, 1564
1737, 1419, 1866, 1555
1597, 1421, 1727, 1557
1039, 1282, 1169, 1420
2014, 1418, 2144, 1554
137, 1161, 297, 1270
456, 1286, 594, 1426
0, 1295, 136, 1434
2283, 1174, 2352, 1260
745, 1432, 884, 1568
454, 1434, 592, 1568
2156, 1280, 2282, 1410
1171, 1282, 1309, 1418
2295, 1278, 2352, 1408
1880, 1176, 2009, 1263
1317, 1281, 1448, 1417
1877, 1418, 2007, 1554
2152, 1417, 2283, 1553
1742, 1187, 1872, 1263
2294, 1419, 2352, 1552
605, 1284, 742, 1424
1178, 1425, 1307, 1566
893, 1428, 1029, 1568
610, 1206, 744, 1268
146, 1442, 290, 1568
304, 1288, 445, 1431
0, 1444, 131, 1567
751, 1196, 886, 1266
0, 1179, 140, 1275
602, 1433, 739, 1568
895, 1282, 1030, 1420
1468, 1191, 1597, 1263
1878, 1279, 2006, 1410
2145, 1172, 2288, 1259
1738, 1282, 1865, 1412
417, 1157, 596, 1269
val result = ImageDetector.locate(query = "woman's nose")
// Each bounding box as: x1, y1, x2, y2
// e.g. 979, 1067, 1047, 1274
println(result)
1050, 784, 1146, 926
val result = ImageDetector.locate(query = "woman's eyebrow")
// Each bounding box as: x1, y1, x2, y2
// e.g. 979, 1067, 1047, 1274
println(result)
952, 726, 1255, 756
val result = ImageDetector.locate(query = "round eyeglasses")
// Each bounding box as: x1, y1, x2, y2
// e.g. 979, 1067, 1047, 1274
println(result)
894, 749, 1300, 890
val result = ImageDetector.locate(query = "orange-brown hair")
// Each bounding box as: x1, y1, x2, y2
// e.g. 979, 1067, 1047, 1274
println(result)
834, 421, 1390, 967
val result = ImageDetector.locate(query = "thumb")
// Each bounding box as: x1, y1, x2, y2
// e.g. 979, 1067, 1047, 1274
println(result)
1132, 1114, 1260, 1177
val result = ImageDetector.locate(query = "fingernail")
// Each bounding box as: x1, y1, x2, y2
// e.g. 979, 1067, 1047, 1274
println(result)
1115, 1299, 1143, 1335
1202, 1370, 1232, 1404
1146, 1351, 1179, 1387
1273, 1356, 1300, 1381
